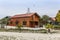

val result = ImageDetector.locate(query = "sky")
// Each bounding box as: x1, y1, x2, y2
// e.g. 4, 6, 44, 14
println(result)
0, 0, 60, 18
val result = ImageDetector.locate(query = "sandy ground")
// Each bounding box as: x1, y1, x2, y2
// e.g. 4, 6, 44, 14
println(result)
0, 32, 60, 40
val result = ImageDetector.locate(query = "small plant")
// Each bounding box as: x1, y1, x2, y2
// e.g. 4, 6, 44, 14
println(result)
16, 24, 23, 29
16, 24, 23, 32
45, 23, 54, 33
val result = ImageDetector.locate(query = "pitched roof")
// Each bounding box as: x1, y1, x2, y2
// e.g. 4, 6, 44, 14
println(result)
11, 12, 38, 18
50, 17, 56, 21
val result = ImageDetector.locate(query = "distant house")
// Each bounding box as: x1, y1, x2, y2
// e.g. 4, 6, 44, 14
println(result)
49, 17, 56, 24
50, 17, 56, 21
8, 12, 40, 28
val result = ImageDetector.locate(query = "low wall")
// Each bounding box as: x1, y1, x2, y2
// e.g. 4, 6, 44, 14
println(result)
4, 26, 17, 29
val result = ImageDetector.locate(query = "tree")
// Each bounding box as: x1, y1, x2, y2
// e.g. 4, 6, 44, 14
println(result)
39, 16, 43, 27
0, 16, 10, 28
42, 15, 50, 21
56, 10, 60, 23
1, 16, 10, 24
42, 15, 50, 25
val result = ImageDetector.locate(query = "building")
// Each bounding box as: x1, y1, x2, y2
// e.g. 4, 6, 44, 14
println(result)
49, 17, 56, 25
8, 12, 40, 28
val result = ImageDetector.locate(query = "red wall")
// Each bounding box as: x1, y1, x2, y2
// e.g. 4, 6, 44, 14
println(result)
8, 14, 40, 27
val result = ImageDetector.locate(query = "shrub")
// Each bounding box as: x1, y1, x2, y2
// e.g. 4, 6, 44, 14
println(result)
45, 23, 54, 29
54, 25, 60, 29
16, 24, 23, 29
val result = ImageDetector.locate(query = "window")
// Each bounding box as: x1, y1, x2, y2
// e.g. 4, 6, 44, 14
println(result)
23, 21, 27, 25
35, 22, 38, 25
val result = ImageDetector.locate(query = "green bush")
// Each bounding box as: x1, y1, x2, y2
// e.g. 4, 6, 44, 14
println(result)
54, 25, 60, 28
45, 23, 54, 29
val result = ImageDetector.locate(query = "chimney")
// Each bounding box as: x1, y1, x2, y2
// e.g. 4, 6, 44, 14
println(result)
27, 8, 30, 13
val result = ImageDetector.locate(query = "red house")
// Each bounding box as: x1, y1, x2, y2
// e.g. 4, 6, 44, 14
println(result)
8, 12, 40, 28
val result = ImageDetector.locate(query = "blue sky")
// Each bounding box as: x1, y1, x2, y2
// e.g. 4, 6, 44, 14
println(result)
0, 0, 60, 18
